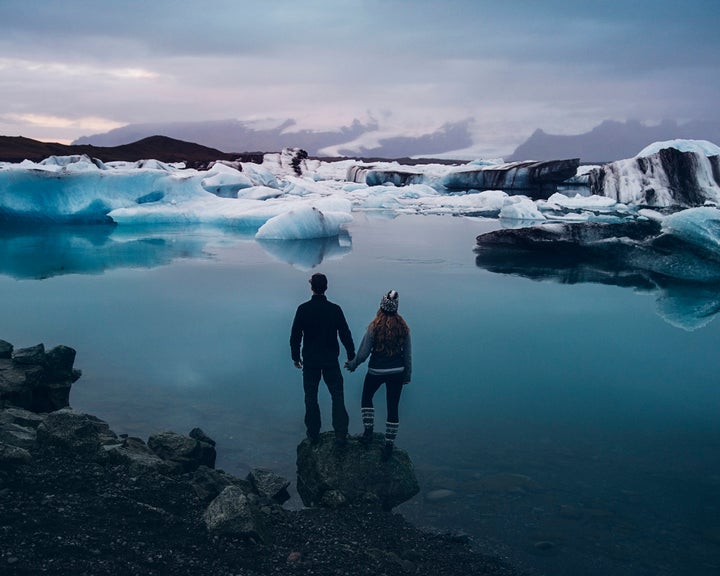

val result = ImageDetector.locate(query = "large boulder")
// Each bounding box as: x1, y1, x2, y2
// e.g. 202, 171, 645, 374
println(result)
0, 341, 81, 412
147, 429, 217, 472
202, 485, 270, 543
0, 340, 13, 359
247, 467, 290, 504
0, 407, 45, 450
191, 465, 253, 503
296, 432, 419, 510
104, 435, 182, 475
36, 408, 118, 456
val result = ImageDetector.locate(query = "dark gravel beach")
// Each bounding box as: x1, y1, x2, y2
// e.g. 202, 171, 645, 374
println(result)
0, 446, 523, 576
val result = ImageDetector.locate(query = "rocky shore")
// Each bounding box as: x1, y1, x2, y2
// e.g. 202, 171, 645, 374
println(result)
1, 340, 522, 575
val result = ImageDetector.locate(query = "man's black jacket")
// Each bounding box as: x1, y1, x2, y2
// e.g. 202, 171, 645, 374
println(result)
290, 294, 355, 367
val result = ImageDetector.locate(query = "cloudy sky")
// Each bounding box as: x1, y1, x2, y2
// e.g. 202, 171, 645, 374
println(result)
1, 0, 718, 156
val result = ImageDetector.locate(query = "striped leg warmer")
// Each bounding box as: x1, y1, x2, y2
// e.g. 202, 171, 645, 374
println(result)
385, 421, 399, 445
361, 407, 375, 431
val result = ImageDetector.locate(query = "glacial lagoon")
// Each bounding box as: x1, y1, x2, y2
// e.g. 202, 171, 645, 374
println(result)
2, 214, 719, 576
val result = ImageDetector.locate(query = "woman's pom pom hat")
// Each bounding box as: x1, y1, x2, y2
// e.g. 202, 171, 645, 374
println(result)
380, 290, 399, 313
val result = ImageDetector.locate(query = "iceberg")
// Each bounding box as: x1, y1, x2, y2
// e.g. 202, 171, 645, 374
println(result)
442, 159, 580, 196
200, 163, 254, 198
0, 154, 353, 240
475, 209, 720, 330
499, 196, 546, 222
588, 140, 720, 207
256, 205, 352, 240
661, 206, 720, 253
1, 139, 719, 241
475, 207, 720, 329
636, 139, 720, 158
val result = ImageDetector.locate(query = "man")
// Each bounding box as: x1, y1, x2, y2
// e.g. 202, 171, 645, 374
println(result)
290, 273, 355, 445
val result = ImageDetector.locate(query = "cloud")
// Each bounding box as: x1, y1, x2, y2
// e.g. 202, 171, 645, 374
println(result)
0, 0, 717, 155
2, 113, 124, 132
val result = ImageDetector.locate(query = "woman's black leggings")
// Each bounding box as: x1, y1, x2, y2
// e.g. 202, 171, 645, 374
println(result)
361, 371, 405, 422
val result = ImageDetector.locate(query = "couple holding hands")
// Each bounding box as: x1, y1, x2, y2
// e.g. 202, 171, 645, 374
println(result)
290, 273, 411, 461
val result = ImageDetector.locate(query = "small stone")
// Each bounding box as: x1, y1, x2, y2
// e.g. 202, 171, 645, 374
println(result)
287, 551, 302, 563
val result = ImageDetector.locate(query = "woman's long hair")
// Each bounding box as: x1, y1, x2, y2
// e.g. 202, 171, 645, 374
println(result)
370, 310, 409, 356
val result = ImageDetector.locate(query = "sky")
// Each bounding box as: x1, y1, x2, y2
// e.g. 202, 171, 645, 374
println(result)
1, 0, 718, 157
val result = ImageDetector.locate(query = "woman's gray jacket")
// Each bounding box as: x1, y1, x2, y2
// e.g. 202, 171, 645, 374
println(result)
346, 325, 412, 382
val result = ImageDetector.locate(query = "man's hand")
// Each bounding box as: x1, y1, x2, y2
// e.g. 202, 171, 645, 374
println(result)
294, 360, 303, 369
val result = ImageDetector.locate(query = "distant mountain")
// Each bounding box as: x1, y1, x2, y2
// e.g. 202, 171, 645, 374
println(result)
508, 119, 720, 163
73, 118, 474, 159
0, 135, 258, 166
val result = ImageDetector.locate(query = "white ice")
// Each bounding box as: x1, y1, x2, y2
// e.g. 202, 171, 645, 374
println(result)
0, 139, 718, 240
636, 139, 720, 158
661, 207, 720, 253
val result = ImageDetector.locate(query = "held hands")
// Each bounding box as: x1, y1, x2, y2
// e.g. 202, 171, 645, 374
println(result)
344, 360, 355, 372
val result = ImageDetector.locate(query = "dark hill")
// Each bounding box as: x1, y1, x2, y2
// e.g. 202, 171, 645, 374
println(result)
0, 135, 263, 167
0, 134, 465, 167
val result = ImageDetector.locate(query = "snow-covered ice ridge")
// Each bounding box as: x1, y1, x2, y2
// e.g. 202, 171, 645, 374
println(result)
0, 140, 718, 240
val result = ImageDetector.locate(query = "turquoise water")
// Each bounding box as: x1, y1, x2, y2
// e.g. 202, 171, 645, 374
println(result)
2, 214, 719, 575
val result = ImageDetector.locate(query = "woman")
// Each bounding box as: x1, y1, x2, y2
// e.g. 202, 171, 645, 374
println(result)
345, 290, 412, 460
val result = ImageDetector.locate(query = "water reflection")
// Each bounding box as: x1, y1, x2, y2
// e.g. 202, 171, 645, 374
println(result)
0, 225, 352, 279
257, 232, 352, 270
474, 245, 720, 330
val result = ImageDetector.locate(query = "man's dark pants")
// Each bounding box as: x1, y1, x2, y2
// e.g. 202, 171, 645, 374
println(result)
302, 362, 349, 438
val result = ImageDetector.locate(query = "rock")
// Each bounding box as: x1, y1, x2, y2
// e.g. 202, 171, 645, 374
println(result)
247, 467, 291, 504
148, 430, 216, 472
44, 345, 81, 382
321, 488, 348, 509
0, 341, 80, 412
203, 485, 270, 543
191, 465, 252, 503
0, 422, 37, 450
36, 408, 118, 456
189, 427, 216, 446
0, 340, 13, 359
286, 550, 302, 564
0, 407, 45, 429
0, 358, 44, 409
296, 432, 419, 510
12, 343, 46, 365
0, 409, 43, 453
104, 435, 182, 475
0, 441, 32, 466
